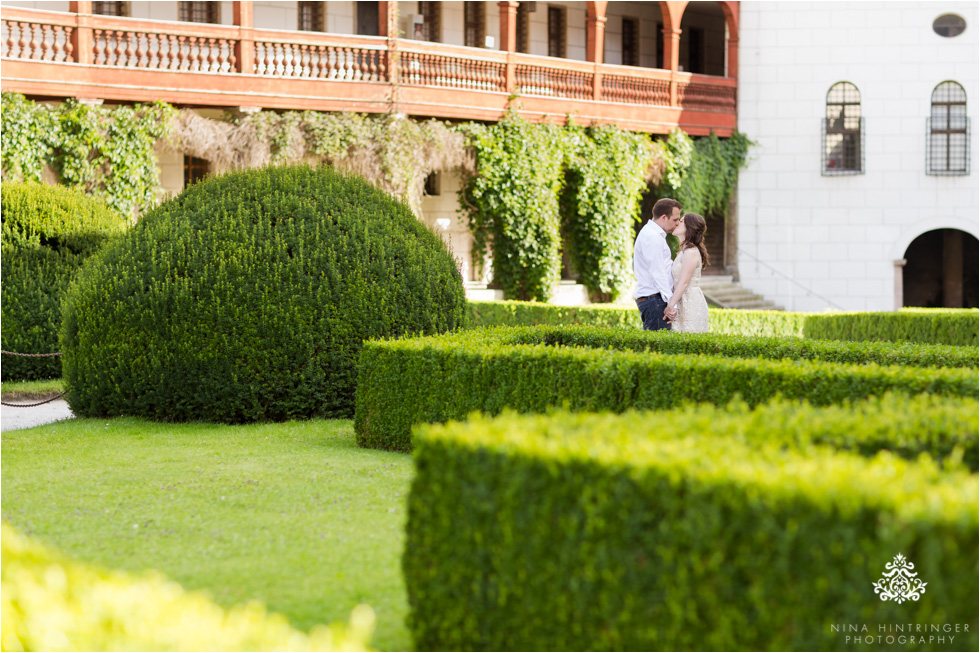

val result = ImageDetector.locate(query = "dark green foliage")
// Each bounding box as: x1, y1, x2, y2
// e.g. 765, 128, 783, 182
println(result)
61, 165, 465, 422
804, 309, 979, 347
1, 182, 126, 381
354, 327, 978, 452
459, 113, 566, 302
405, 409, 979, 651
512, 325, 979, 369
561, 124, 649, 302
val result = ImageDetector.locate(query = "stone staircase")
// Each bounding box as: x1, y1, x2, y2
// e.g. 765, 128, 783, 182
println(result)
700, 275, 783, 310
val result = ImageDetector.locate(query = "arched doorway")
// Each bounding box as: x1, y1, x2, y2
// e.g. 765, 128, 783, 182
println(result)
678, 2, 727, 75
903, 229, 979, 308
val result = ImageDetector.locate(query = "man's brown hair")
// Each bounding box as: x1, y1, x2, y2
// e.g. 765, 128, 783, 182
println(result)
652, 198, 682, 220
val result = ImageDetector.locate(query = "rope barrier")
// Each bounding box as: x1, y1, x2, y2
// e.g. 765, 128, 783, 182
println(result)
1, 392, 68, 408
1, 350, 62, 357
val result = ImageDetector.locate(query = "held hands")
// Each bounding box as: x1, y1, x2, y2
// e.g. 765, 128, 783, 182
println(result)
663, 306, 677, 323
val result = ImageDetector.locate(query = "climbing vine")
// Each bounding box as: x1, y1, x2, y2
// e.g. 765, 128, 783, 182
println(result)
2, 92, 752, 304
1, 92, 174, 217
561, 123, 651, 302
459, 112, 567, 302
655, 128, 752, 218
170, 109, 469, 214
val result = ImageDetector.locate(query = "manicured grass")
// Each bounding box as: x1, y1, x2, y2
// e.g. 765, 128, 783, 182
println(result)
1, 417, 414, 651
0, 377, 64, 400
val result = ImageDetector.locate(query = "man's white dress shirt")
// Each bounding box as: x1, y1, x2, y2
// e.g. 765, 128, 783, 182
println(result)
633, 220, 674, 303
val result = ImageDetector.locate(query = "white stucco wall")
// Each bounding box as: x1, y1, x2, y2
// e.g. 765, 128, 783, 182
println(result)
737, 1, 979, 311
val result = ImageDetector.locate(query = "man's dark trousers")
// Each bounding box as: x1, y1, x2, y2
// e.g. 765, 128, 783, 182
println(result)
637, 294, 672, 331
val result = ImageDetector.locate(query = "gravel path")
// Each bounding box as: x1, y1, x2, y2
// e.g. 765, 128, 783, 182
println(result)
1, 399, 74, 432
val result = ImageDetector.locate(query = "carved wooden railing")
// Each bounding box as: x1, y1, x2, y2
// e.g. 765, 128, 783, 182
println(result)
1, 7, 737, 115
252, 31, 386, 81
399, 48, 506, 92
3, 12, 75, 62
92, 27, 237, 72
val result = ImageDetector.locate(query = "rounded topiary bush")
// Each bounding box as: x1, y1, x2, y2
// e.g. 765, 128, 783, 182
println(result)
1, 182, 127, 381
61, 165, 465, 422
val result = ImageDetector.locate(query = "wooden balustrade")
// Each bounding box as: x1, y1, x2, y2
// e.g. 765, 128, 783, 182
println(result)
1, 7, 737, 134
677, 78, 738, 113
399, 49, 505, 92
602, 74, 671, 106
254, 40, 385, 81
91, 28, 236, 72
3, 18, 74, 62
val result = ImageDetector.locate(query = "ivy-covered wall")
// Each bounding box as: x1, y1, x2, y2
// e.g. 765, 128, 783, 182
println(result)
1, 93, 751, 304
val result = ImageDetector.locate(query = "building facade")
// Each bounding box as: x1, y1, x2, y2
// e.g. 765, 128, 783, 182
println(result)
2, 0, 741, 298
737, 2, 979, 310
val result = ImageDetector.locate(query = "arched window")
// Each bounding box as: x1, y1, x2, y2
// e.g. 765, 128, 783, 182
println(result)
823, 82, 863, 174
928, 81, 970, 175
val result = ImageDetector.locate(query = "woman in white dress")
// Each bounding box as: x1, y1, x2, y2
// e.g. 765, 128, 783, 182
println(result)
663, 213, 710, 333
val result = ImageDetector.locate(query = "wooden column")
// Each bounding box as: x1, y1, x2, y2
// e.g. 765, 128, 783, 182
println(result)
666, 27, 681, 106
68, 1, 93, 65
727, 37, 738, 79
378, 1, 390, 37
499, 1, 518, 94
233, 1, 254, 74
943, 230, 964, 307
586, 1, 607, 101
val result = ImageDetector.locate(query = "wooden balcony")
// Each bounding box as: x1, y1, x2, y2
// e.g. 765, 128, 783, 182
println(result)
1, 6, 736, 135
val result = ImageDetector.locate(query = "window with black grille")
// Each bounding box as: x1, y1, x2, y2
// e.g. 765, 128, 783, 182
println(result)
298, 1, 324, 32
92, 1, 128, 16
464, 2, 485, 48
622, 17, 638, 66
927, 81, 970, 175
516, 3, 530, 53
179, 1, 219, 24
547, 6, 566, 58
184, 155, 209, 187
823, 82, 863, 175
418, 1, 441, 42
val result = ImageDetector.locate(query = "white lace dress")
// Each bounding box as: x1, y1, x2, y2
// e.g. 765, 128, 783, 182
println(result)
670, 248, 710, 333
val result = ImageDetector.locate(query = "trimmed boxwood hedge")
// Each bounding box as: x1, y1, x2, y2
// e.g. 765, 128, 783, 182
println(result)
0, 181, 126, 381
61, 165, 465, 422
647, 393, 979, 471
505, 324, 978, 369
354, 328, 978, 452
1, 522, 374, 651
465, 301, 979, 346
405, 410, 979, 651
803, 309, 978, 347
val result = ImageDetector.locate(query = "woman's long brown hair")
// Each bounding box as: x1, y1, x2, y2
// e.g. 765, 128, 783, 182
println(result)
682, 213, 709, 270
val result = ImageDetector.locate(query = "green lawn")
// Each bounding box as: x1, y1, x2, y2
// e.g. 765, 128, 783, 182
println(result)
1, 417, 414, 651
1, 377, 64, 399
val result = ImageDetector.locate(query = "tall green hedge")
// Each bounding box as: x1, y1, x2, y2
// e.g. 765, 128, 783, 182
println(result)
354, 328, 978, 452
61, 165, 465, 422
1, 522, 375, 651
405, 410, 978, 651
465, 301, 979, 346
1, 181, 127, 381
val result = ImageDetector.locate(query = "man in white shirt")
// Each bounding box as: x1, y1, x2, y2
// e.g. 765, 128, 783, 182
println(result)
633, 198, 682, 330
